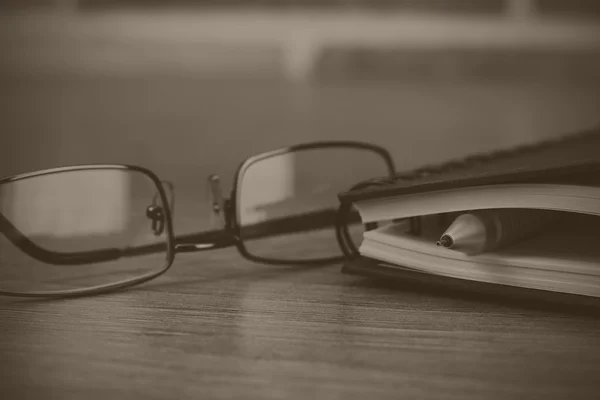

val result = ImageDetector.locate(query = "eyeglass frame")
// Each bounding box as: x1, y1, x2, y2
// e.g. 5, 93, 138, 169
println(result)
0, 141, 395, 298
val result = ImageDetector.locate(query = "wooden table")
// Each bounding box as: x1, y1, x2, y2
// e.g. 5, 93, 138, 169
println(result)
1, 237, 599, 400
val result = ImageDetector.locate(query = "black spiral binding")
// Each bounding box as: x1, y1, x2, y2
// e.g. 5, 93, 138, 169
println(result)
394, 126, 598, 181
335, 125, 600, 259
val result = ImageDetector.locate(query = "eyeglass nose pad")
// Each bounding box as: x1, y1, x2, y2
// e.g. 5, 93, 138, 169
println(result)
207, 174, 225, 229
146, 205, 165, 236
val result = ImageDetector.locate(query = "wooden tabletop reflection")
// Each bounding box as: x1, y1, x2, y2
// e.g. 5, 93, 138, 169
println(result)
1, 239, 600, 400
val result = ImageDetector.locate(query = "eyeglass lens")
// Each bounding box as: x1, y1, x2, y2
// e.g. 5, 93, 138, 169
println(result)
236, 147, 390, 261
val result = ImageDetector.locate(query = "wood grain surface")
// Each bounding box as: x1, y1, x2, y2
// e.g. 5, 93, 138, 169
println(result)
1, 237, 600, 400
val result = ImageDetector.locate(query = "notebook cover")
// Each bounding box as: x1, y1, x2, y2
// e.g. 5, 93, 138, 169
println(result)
341, 256, 600, 311
339, 125, 600, 204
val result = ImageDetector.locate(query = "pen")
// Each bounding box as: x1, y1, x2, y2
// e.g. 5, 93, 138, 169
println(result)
436, 208, 557, 255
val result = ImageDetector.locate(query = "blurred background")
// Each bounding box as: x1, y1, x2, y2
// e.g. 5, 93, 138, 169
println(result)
1, 0, 599, 234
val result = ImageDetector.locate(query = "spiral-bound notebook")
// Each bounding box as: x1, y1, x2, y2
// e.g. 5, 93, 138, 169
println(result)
338, 125, 600, 302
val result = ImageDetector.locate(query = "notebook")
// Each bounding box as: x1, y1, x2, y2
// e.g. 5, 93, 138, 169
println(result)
337, 124, 600, 301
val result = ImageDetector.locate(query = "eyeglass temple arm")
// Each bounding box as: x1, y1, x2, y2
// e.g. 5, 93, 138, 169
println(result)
242, 208, 348, 239
174, 207, 354, 253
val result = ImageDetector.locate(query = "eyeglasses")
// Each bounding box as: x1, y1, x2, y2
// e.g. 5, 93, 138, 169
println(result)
0, 141, 395, 297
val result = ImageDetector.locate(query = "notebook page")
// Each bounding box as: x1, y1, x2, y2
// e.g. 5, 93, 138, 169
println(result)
362, 213, 600, 277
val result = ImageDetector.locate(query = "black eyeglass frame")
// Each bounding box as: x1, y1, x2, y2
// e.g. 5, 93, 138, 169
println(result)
0, 164, 177, 297
230, 141, 395, 265
0, 141, 395, 298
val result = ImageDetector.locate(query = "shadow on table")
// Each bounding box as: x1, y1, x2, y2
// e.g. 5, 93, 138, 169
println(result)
8, 258, 600, 320
1, 260, 335, 305
348, 272, 600, 318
